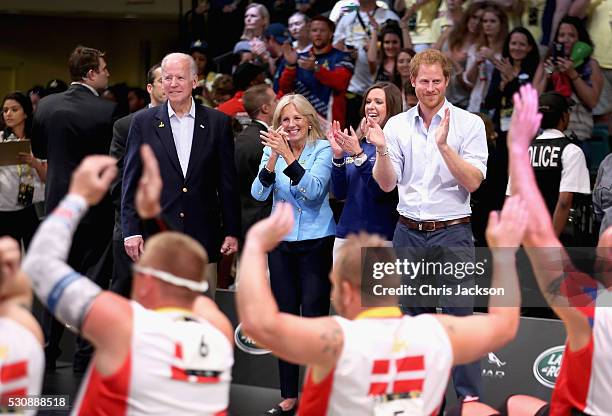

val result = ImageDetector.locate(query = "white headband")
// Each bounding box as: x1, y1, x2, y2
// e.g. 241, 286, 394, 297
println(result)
133, 265, 209, 293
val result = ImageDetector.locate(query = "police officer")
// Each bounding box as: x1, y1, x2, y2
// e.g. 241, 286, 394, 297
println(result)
508, 92, 590, 238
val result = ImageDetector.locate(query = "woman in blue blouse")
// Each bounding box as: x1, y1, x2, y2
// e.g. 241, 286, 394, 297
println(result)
329, 82, 402, 258
251, 93, 334, 415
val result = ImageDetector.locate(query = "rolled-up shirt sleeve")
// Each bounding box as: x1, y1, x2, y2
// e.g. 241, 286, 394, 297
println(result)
460, 116, 488, 180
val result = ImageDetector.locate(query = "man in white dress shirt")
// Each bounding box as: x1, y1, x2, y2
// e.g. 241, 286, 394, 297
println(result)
369, 48, 488, 402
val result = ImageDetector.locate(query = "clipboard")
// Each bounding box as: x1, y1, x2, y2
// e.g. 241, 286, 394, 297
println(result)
0, 140, 32, 166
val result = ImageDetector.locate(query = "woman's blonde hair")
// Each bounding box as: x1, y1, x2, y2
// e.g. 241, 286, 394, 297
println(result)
272, 94, 324, 143
241, 3, 270, 40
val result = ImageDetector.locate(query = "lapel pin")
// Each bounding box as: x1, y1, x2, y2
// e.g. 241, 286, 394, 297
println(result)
158, 121, 165, 128
200, 124, 205, 129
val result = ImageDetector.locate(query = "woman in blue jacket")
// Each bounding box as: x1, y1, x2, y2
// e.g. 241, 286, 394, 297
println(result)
251, 93, 334, 415
329, 82, 402, 259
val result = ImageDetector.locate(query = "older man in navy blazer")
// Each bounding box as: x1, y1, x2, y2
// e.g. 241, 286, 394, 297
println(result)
121, 52, 240, 297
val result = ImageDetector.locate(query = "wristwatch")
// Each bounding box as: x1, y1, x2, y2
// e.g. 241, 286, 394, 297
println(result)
354, 152, 368, 167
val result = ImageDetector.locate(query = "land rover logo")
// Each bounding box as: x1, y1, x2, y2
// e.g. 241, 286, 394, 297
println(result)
234, 323, 271, 355
533, 345, 565, 388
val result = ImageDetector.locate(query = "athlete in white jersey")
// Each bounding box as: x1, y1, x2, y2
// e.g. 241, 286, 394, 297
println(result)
22, 146, 234, 416
236, 195, 527, 415
0, 237, 44, 416
507, 85, 612, 416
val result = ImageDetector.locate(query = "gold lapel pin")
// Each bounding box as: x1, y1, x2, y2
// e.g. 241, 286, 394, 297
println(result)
158, 121, 165, 128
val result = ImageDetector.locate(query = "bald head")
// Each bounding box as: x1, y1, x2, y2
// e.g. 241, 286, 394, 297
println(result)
139, 232, 208, 285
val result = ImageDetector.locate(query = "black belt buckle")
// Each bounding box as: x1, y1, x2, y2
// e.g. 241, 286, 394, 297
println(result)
419, 220, 436, 232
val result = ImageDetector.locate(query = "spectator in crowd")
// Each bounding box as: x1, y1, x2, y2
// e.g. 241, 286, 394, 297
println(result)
0, 92, 46, 249
370, 49, 488, 401
395, 48, 416, 107
0, 236, 44, 413
279, 15, 353, 129
27, 85, 45, 113
127, 87, 148, 113
403, 80, 418, 108
395, 0, 443, 52
587, 0, 612, 139
288, 11, 311, 53
328, 0, 391, 23
252, 23, 290, 89
333, 0, 400, 129
32, 45, 117, 373
122, 52, 240, 300
217, 61, 267, 117
236, 196, 524, 416
190, 39, 216, 108
44, 78, 68, 96
484, 27, 544, 133
328, 82, 401, 258
535, 16, 603, 150
235, 84, 277, 241
211, 74, 236, 106
103, 82, 130, 118
109, 63, 166, 297
439, 2, 486, 109
431, 0, 465, 48
507, 91, 590, 239
22, 149, 234, 415
464, 4, 509, 112
251, 94, 334, 415
238, 3, 270, 45
367, 20, 403, 85
594, 151, 612, 235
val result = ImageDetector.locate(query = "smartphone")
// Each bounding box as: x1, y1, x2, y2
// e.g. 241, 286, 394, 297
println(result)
552, 42, 565, 63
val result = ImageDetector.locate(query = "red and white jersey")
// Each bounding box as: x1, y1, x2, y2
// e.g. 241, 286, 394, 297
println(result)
299, 308, 452, 416
551, 288, 612, 416
0, 317, 44, 416
73, 302, 233, 416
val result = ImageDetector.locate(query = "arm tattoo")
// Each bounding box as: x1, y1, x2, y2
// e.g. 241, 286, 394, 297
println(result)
320, 327, 343, 358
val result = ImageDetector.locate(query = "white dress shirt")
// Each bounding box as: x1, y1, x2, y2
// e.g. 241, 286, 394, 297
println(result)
168, 98, 196, 177
383, 99, 488, 221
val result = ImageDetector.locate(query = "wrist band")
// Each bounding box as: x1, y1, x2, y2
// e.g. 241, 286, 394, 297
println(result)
352, 150, 365, 158
332, 158, 346, 167
376, 147, 389, 156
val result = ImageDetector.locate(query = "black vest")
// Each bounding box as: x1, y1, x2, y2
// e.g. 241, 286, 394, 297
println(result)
528, 135, 572, 215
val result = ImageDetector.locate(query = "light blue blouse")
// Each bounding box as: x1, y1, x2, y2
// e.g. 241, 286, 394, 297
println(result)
251, 139, 335, 241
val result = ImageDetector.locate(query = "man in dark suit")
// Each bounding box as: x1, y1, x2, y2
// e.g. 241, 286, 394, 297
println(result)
122, 52, 240, 299
235, 84, 277, 240
109, 63, 166, 297
31, 45, 117, 372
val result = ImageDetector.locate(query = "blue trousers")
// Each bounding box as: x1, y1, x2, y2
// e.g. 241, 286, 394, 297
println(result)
268, 236, 334, 398
393, 221, 482, 399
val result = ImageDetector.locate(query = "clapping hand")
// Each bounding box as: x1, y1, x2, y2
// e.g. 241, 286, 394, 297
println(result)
335, 126, 363, 156
508, 84, 542, 153
297, 51, 316, 71
434, 108, 450, 149
327, 120, 343, 158
366, 116, 386, 150
261, 126, 292, 160
282, 42, 298, 66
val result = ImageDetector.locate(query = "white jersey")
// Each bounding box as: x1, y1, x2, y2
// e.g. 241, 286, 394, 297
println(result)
0, 317, 44, 416
72, 302, 233, 416
551, 287, 612, 416
299, 308, 453, 416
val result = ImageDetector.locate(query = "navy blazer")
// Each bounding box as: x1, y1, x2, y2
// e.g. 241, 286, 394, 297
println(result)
121, 102, 240, 262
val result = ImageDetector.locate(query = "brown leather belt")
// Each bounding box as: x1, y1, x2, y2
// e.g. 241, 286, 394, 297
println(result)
399, 216, 471, 232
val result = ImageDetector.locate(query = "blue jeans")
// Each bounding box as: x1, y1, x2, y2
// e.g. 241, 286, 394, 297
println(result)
393, 221, 481, 399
